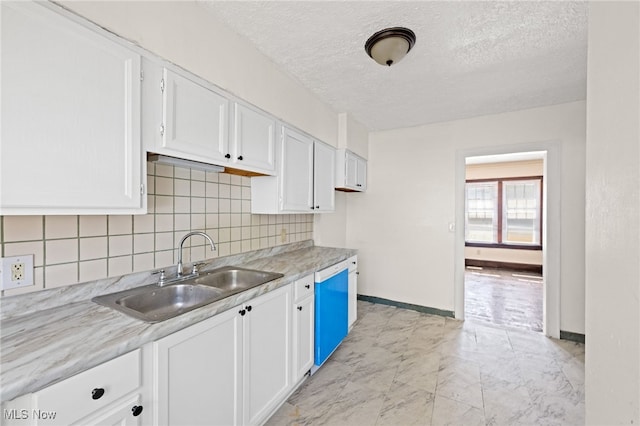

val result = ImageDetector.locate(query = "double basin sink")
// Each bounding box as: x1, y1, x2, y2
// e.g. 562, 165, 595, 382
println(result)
93, 266, 284, 323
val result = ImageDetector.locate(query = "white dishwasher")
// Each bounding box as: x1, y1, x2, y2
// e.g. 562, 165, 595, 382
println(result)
312, 259, 349, 372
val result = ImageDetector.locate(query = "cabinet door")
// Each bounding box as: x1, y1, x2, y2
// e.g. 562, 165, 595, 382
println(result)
154, 308, 242, 426
243, 285, 292, 425
280, 128, 314, 212
293, 295, 314, 383
348, 270, 358, 328
162, 68, 229, 163
313, 141, 336, 212
0, 2, 143, 214
232, 103, 276, 175
345, 152, 359, 190
356, 157, 367, 191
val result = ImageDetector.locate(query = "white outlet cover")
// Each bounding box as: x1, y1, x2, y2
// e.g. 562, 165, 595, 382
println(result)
0, 254, 35, 291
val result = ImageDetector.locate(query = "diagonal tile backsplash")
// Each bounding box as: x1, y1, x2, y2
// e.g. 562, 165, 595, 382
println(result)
0, 162, 313, 297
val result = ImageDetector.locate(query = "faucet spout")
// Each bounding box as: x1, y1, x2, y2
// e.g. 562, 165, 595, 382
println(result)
177, 232, 216, 277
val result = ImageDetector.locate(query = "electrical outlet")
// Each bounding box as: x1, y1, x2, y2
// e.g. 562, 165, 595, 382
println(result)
1, 255, 34, 291
11, 263, 25, 281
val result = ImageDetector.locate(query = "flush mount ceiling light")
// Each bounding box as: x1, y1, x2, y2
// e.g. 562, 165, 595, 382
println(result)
365, 27, 416, 66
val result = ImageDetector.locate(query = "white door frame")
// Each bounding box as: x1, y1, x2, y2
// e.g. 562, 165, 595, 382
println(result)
454, 141, 561, 338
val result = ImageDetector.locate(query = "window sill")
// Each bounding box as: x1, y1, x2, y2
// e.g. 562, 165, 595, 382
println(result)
465, 242, 542, 251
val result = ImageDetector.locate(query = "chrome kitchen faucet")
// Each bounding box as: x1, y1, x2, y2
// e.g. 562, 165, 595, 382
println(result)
176, 232, 216, 277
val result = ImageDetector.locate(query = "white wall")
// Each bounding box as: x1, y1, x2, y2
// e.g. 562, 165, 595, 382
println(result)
315, 112, 369, 248
59, 1, 338, 147
348, 101, 586, 333
585, 2, 640, 423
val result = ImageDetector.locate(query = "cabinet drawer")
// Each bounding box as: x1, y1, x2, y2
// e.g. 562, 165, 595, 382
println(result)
33, 349, 141, 425
294, 275, 314, 301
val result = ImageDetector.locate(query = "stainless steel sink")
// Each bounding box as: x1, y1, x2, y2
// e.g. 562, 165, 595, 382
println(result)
193, 266, 284, 293
92, 266, 283, 323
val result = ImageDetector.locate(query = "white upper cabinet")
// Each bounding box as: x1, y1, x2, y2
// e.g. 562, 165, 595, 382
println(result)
162, 68, 229, 163
313, 141, 336, 212
336, 149, 367, 192
0, 2, 144, 214
142, 60, 276, 176
281, 128, 315, 212
251, 126, 335, 214
231, 102, 277, 175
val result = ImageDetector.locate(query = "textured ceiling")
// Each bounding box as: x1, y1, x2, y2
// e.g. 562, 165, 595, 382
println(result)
200, 1, 588, 131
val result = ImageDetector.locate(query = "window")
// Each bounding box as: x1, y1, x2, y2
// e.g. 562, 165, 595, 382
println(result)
465, 177, 542, 248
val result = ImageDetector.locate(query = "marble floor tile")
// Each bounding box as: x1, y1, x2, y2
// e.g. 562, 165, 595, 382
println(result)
268, 301, 584, 426
375, 380, 435, 426
320, 381, 387, 426
431, 394, 485, 426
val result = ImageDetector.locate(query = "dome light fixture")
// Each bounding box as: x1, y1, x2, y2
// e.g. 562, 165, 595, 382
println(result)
365, 27, 416, 66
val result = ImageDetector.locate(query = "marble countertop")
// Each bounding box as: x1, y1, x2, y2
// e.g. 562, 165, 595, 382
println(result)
0, 243, 356, 403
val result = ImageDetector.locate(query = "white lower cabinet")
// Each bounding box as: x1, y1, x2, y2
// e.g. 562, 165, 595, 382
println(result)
347, 256, 359, 329
0, 349, 148, 426
153, 284, 292, 426
153, 307, 242, 426
292, 275, 314, 383
242, 285, 292, 425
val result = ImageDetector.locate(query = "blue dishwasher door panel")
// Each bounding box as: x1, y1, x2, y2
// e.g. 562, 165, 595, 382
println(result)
314, 269, 349, 367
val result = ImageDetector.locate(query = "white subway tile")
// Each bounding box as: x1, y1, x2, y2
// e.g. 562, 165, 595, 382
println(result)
79, 237, 108, 261
231, 185, 242, 199
155, 196, 174, 214
46, 239, 78, 265
134, 215, 154, 234
191, 170, 205, 181
174, 214, 190, 231
206, 182, 219, 198
174, 179, 190, 196
219, 199, 231, 213
4, 241, 44, 266
109, 235, 133, 257
155, 250, 174, 269
79, 216, 107, 237
155, 214, 174, 233
108, 215, 132, 235
45, 263, 78, 288
155, 176, 174, 196
219, 213, 231, 228
174, 166, 190, 180
155, 164, 173, 178
133, 253, 154, 272
175, 196, 190, 214
134, 233, 155, 254
45, 216, 78, 239
79, 259, 107, 282
155, 232, 174, 251
191, 214, 206, 230
191, 181, 205, 197
191, 198, 206, 214
3, 216, 43, 242
219, 184, 231, 198
108, 256, 132, 277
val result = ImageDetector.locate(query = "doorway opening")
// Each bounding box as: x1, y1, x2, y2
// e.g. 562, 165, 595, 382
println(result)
463, 151, 546, 332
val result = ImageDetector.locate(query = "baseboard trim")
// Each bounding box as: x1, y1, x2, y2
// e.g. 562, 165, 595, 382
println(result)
357, 295, 455, 318
560, 330, 585, 344
465, 259, 543, 274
